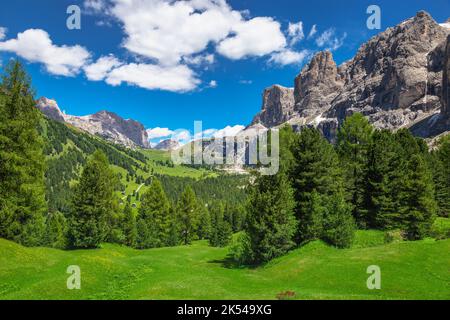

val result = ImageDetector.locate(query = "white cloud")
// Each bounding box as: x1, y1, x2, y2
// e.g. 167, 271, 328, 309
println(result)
315, 28, 346, 51
239, 79, 253, 85
217, 17, 286, 60
147, 127, 175, 140
84, 55, 122, 81
183, 53, 215, 66
0, 29, 90, 76
288, 21, 304, 45
0, 27, 7, 40
308, 24, 317, 39
208, 80, 218, 88
213, 125, 244, 138
111, 0, 241, 66
270, 49, 311, 66
105, 63, 200, 92
84, 0, 107, 13
316, 28, 334, 47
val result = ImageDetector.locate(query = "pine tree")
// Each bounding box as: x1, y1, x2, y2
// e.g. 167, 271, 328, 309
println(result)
336, 113, 373, 226
245, 173, 297, 264
291, 128, 344, 243
68, 150, 119, 248
362, 130, 403, 229
433, 136, 450, 217
0, 60, 47, 246
177, 186, 199, 245
44, 211, 67, 249
209, 202, 232, 247
322, 193, 356, 248
196, 202, 212, 240
137, 178, 171, 248
122, 203, 137, 247
401, 155, 437, 240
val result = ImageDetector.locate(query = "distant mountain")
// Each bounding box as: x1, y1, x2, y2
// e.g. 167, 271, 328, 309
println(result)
251, 11, 450, 141
36, 97, 149, 149
154, 139, 181, 151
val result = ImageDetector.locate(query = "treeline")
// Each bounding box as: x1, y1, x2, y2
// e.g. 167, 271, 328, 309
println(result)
50, 150, 246, 250
234, 114, 449, 264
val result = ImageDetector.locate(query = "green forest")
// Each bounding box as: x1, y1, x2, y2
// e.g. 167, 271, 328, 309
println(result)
0, 60, 449, 300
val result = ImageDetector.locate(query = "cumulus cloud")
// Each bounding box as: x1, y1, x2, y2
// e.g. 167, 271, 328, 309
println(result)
213, 125, 244, 138
147, 127, 175, 140
0, 29, 90, 76
217, 17, 286, 60
315, 28, 346, 51
84, 55, 122, 81
270, 49, 311, 66
287, 21, 304, 45
208, 80, 218, 88
84, 0, 107, 13
105, 63, 200, 92
0, 27, 7, 40
111, 0, 240, 66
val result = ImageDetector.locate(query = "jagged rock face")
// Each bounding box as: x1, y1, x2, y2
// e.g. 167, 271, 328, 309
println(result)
295, 51, 343, 117
251, 11, 450, 139
328, 11, 449, 129
443, 35, 450, 123
36, 97, 65, 122
37, 98, 149, 149
252, 85, 295, 127
154, 139, 180, 151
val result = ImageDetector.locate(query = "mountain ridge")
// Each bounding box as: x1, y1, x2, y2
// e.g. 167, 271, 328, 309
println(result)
37, 97, 150, 149
251, 11, 450, 141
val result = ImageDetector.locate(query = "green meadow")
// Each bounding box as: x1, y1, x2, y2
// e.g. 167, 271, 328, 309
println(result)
1, 228, 449, 300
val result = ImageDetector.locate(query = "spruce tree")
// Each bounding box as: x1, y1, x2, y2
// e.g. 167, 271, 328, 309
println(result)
177, 186, 199, 245
68, 150, 119, 248
44, 211, 67, 249
245, 173, 297, 264
209, 202, 232, 247
336, 113, 373, 226
137, 178, 171, 248
401, 155, 437, 240
291, 128, 344, 243
122, 203, 137, 247
322, 193, 355, 248
0, 60, 47, 246
197, 202, 212, 240
433, 136, 450, 217
363, 130, 403, 229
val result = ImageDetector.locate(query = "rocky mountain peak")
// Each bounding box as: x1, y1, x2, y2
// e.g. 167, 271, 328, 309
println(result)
36, 97, 65, 122
443, 35, 450, 123
36, 98, 149, 149
154, 139, 180, 151
250, 11, 450, 140
294, 50, 343, 117
251, 85, 295, 127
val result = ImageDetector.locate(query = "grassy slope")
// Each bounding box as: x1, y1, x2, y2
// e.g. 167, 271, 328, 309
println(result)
1, 232, 449, 300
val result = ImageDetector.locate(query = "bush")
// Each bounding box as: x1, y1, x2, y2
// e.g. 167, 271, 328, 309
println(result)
384, 230, 405, 244
228, 232, 253, 266
430, 218, 450, 240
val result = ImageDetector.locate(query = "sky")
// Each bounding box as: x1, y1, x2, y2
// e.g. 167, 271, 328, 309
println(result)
0, 0, 449, 145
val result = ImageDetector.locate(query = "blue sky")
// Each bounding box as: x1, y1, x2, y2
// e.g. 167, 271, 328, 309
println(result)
0, 0, 449, 144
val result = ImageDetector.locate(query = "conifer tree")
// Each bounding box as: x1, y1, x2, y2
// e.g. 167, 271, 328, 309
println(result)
401, 155, 437, 240
209, 202, 232, 247
291, 128, 344, 243
197, 202, 212, 240
322, 193, 355, 248
44, 211, 67, 249
245, 173, 297, 264
137, 178, 171, 248
68, 150, 119, 248
177, 186, 199, 245
336, 113, 373, 226
363, 130, 403, 229
0, 60, 47, 246
122, 202, 137, 247
433, 136, 450, 217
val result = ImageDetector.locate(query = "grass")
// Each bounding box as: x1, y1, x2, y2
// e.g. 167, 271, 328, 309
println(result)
0, 229, 449, 300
